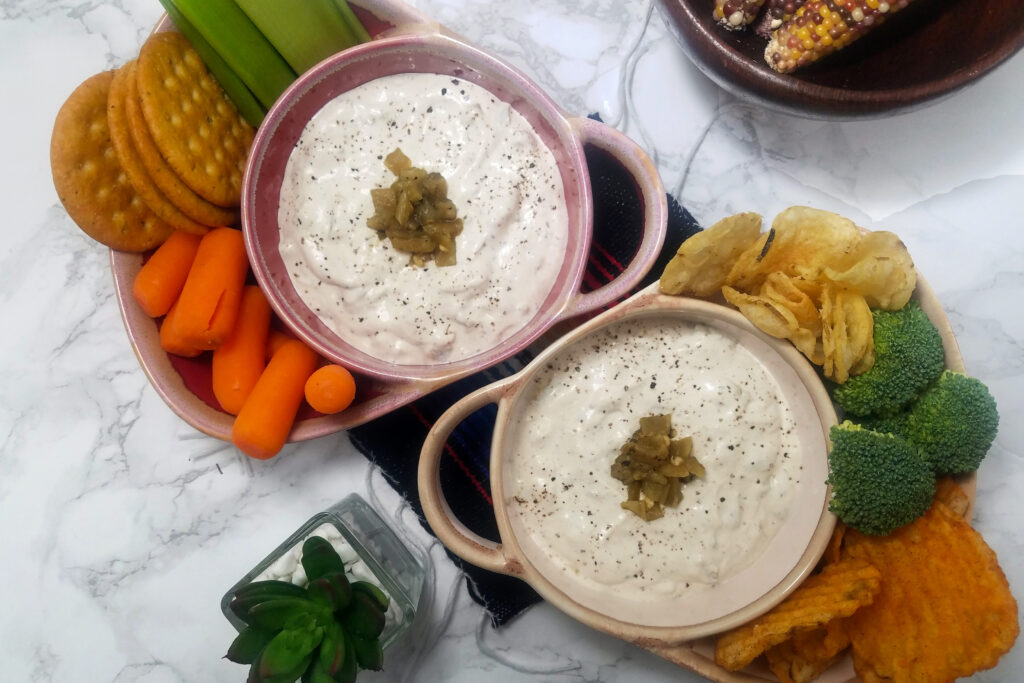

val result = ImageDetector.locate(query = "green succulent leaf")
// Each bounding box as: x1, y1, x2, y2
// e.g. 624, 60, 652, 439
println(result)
225, 625, 275, 664
300, 537, 346, 582
258, 628, 319, 681
350, 632, 384, 671
341, 591, 386, 640
248, 598, 319, 632
307, 571, 352, 612
350, 580, 389, 612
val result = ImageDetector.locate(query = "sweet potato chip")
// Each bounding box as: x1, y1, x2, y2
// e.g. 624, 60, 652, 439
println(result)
764, 618, 850, 683
842, 501, 1019, 682
934, 477, 970, 519
660, 212, 763, 297
714, 558, 881, 671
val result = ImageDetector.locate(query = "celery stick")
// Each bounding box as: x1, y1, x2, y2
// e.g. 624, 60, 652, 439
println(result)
156, 0, 266, 126
332, 0, 373, 43
166, 0, 297, 110
234, 0, 358, 74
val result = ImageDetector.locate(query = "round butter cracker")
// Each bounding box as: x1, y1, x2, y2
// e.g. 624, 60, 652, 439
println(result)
108, 61, 210, 236
50, 70, 174, 252
136, 31, 254, 208
124, 56, 238, 228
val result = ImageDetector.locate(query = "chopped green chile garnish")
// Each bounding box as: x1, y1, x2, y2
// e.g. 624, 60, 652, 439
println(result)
611, 414, 704, 522
367, 148, 463, 267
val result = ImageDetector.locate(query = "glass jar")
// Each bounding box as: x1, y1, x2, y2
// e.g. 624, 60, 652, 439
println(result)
220, 493, 425, 649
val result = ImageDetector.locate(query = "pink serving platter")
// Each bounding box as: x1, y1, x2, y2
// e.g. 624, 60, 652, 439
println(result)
110, 0, 667, 443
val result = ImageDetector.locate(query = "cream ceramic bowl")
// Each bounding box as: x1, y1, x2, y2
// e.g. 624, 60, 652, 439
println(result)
242, 29, 667, 384
418, 284, 838, 646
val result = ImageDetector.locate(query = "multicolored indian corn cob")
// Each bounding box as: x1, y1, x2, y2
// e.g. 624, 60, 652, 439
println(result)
764, 0, 915, 73
755, 0, 808, 37
714, 0, 768, 30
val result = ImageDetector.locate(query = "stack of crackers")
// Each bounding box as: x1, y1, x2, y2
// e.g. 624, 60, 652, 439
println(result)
51, 31, 254, 252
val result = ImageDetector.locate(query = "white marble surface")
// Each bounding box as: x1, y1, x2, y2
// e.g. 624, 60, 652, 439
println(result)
3, 0, 1022, 680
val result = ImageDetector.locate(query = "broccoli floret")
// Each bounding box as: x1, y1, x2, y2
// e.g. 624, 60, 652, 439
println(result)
852, 410, 909, 438
826, 421, 935, 536
904, 370, 999, 475
831, 301, 945, 416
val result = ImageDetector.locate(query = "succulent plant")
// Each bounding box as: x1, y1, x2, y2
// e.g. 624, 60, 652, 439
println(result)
225, 536, 389, 683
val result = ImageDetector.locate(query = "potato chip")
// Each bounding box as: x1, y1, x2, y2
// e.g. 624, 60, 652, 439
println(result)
842, 501, 1019, 682
722, 286, 799, 338
659, 212, 763, 297
820, 286, 873, 384
824, 230, 916, 310
764, 618, 850, 683
760, 273, 821, 334
726, 206, 861, 291
713, 558, 881, 671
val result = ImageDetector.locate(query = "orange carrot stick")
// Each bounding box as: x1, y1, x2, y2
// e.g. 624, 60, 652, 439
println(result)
170, 227, 248, 350
232, 339, 318, 459
265, 328, 296, 361
304, 364, 357, 414
133, 229, 203, 317
159, 299, 203, 357
212, 285, 272, 415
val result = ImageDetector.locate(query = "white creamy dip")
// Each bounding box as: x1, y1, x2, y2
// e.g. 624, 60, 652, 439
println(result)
504, 315, 803, 603
278, 73, 569, 366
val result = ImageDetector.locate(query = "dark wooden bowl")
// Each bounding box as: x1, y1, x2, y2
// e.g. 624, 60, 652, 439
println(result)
656, 0, 1024, 118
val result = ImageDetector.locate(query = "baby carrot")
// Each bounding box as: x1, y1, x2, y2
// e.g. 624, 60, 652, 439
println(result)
232, 339, 318, 460
132, 229, 203, 317
159, 299, 203, 357
304, 364, 357, 414
265, 328, 296, 361
172, 227, 248, 350
212, 285, 272, 415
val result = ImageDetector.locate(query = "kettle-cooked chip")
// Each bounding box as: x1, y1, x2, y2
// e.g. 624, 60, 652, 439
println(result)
824, 230, 916, 311
726, 206, 862, 291
660, 212, 763, 297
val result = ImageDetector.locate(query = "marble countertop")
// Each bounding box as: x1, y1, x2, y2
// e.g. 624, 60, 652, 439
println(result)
3, 0, 1021, 680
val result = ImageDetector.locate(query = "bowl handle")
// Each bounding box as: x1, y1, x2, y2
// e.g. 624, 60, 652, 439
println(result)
417, 380, 520, 576
559, 116, 668, 320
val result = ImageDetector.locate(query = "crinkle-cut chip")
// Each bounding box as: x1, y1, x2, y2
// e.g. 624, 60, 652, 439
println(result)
713, 558, 881, 671
934, 477, 970, 519
726, 206, 862, 292
50, 70, 174, 252
137, 31, 254, 207
842, 501, 1019, 683
659, 212, 763, 297
765, 618, 851, 683
824, 230, 916, 310
821, 286, 874, 384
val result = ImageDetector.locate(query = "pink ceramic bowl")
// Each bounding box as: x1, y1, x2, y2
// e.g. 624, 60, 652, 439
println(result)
242, 29, 667, 384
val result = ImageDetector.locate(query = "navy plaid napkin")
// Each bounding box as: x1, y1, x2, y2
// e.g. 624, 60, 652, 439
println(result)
350, 125, 702, 626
